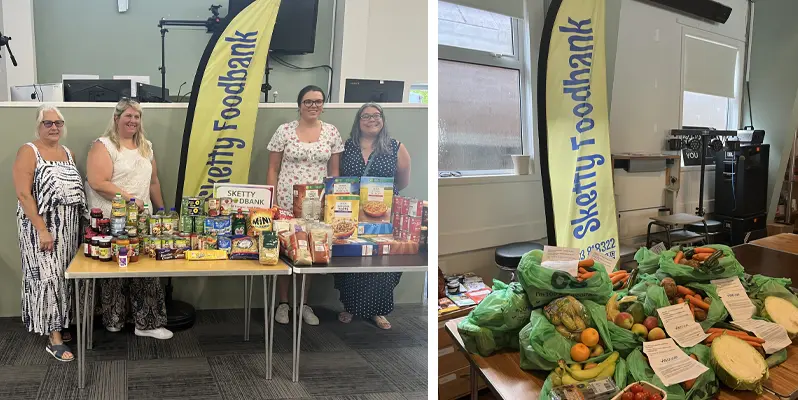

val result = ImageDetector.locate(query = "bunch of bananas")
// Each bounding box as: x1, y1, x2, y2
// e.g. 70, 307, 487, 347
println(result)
549, 352, 619, 386
545, 296, 591, 341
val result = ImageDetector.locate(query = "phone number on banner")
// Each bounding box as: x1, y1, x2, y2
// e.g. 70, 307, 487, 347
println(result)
580, 238, 617, 260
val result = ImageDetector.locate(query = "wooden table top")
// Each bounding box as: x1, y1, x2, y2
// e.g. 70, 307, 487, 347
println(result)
732, 244, 798, 282
750, 233, 798, 255
444, 317, 782, 400
65, 254, 291, 279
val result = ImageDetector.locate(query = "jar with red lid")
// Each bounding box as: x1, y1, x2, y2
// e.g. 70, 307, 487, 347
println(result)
83, 233, 93, 257
90, 208, 103, 230
99, 219, 111, 235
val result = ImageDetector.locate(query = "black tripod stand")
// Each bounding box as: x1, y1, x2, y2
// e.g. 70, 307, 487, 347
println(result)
157, 5, 223, 102
0, 32, 17, 67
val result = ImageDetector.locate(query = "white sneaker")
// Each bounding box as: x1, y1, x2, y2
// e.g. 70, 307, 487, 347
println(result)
301, 305, 319, 326
134, 327, 173, 340
275, 304, 290, 325
106, 326, 121, 333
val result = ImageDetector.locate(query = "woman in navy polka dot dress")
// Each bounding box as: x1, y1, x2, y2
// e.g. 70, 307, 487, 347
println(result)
336, 102, 411, 329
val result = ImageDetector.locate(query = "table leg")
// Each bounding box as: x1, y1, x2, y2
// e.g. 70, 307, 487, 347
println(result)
470, 363, 478, 400
82, 278, 90, 383
269, 275, 276, 380
75, 280, 84, 389
243, 276, 249, 342
292, 273, 297, 382
247, 274, 253, 341
422, 273, 428, 306
88, 279, 95, 350
263, 276, 270, 380
295, 274, 307, 382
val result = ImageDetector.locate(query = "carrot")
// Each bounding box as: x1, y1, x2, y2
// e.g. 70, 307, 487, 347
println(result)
706, 328, 766, 343
692, 253, 711, 261
682, 354, 699, 390
580, 271, 596, 280
677, 298, 685, 304
704, 332, 721, 343
694, 247, 716, 254
677, 285, 696, 297
578, 259, 595, 268
674, 251, 684, 264
689, 296, 711, 311
611, 273, 628, 284
576, 277, 584, 282
689, 301, 695, 317
579, 267, 590, 274
609, 270, 627, 277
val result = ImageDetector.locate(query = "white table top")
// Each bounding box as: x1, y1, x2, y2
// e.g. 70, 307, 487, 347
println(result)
290, 254, 428, 274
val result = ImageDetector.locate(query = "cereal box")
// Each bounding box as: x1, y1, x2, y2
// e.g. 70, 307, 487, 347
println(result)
358, 177, 393, 235
324, 177, 360, 195
324, 195, 359, 239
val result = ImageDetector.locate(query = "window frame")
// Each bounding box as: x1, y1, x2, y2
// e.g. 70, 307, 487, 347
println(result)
437, 3, 533, 177
678, 27, 745, 131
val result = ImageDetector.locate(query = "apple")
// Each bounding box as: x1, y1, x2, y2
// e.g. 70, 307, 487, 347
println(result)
631, 323, 649, 339
643, 316, 659, 332
648, 327, 666, 341
615, 312, 634, 330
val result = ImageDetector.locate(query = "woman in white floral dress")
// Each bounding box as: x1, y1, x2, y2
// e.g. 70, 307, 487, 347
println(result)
267, 85, 344, 325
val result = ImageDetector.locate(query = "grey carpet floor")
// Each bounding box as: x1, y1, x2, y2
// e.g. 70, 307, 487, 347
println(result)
0, 305, 428, 400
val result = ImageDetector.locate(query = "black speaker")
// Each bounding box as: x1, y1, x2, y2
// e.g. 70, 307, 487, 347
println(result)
642, 0, 732, 24
714, 144, 769, 218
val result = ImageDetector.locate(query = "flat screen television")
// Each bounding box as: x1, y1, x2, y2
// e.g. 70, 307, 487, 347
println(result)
228, 0, 319, 55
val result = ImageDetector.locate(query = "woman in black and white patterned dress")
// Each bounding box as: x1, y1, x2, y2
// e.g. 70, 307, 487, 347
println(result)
13, 105, 85, 361
336, 103, 411, 329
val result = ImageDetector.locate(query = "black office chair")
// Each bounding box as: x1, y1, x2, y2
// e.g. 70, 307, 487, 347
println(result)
495, 241, 544, 281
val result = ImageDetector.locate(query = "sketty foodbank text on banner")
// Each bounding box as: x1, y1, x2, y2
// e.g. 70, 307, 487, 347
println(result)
179, 0, 281, 199
543, 0, 618, 259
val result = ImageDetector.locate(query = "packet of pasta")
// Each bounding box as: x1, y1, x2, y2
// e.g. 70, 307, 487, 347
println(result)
259, 232, 280, 265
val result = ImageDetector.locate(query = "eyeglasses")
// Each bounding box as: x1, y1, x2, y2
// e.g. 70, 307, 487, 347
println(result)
42, 120, 64, 128
360, 113, 383, 121
302, 99, 324, 108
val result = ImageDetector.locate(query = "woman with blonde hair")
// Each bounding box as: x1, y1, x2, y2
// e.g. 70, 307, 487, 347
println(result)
14, 104, 85, 361
86, 98, 172, 339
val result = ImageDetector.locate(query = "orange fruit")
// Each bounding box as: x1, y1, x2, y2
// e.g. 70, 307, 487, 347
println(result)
584, 362, 599, 370
570, 343, 590, 362
581, 328, 599, 347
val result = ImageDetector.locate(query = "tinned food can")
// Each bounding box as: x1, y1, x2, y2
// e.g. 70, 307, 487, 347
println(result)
220, 197, 233, 216
174, 235, 189, 250
180, 214, 194, 234
194, 216, 206, 234
151, 236, 163, 250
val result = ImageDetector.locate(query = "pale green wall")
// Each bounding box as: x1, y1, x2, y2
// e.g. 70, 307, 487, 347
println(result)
741, 0, 798, 219
0, 103, 428, 317
32, 0, 333, 102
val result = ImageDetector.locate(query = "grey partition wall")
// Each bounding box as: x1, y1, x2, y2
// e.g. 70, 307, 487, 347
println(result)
0, 103, 428, 317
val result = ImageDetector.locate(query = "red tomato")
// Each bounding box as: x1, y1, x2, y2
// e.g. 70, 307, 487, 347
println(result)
621, 392, 635, 400
634, 392, 649, 400
630, 384, 644, 393
649, 394, 663, 400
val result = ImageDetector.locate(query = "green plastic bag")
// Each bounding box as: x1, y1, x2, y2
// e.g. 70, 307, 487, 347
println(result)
643, 285, 670, 318
539, 357, 628, 399
457, 280, 532, 357
634, 247, 661, 274
686, 283, 728, 331
517, 296, 646, 371
627, 274, 662, 299
517, 250, 613, 308
746, 274, 798, 320
626, 345, 719, 400
658, 245, 744, 284
519, 299, 616, 371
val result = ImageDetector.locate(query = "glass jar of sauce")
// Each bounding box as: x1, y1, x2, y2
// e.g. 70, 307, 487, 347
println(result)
91, 236, 101, 260
129, 236, 140, 263
84, 233, 93, 257
99, 219, 111, 235
90, 208, 103, 230
98, 237, 112, 262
